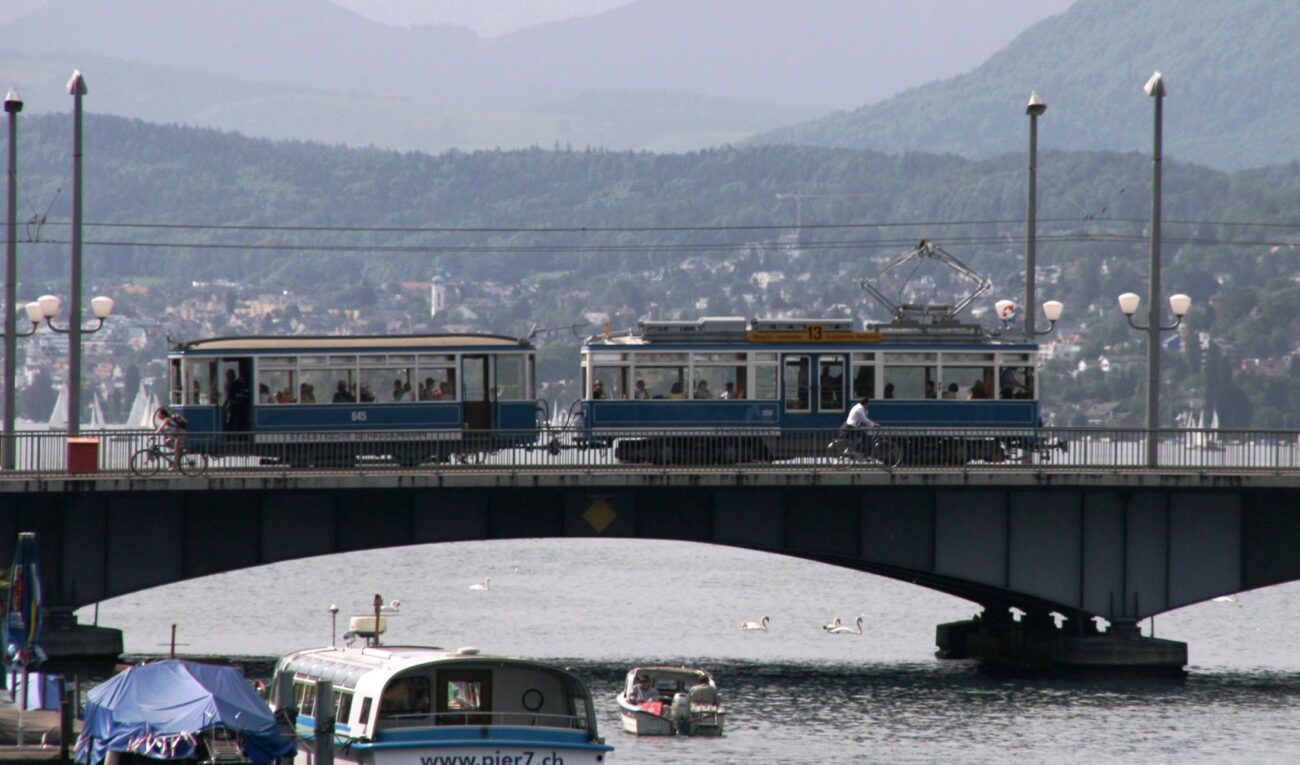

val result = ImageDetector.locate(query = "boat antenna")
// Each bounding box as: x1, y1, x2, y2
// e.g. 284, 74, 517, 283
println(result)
372, 593, 383, 647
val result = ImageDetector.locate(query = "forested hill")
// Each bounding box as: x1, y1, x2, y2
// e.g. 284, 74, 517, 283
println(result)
750, 0, 1300, 171
8, 112, 1300, 425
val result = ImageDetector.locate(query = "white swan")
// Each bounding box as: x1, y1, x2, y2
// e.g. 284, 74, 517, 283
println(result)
469, 577, 492, 591
1212, 595, 1236, 603
739, 616, 769, 631
827, 616, 864, 635
822, 616, 842, 632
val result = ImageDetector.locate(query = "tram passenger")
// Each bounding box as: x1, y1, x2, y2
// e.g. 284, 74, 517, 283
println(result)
925, 381, 937, 399
633, 380, 650, 399
694, 380, 713, 399
300, 383, 316, 403
720, 382, 736, 400
883, 383, 895, 399
668, 382, 686, 399
592, 380, 608, 399
970, 380, 990, 399
258, 384, 272, 404
943, 383, 959, 399
333, 381, 352, 403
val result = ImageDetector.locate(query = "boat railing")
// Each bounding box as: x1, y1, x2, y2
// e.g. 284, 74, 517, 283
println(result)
377, 710, 588, 731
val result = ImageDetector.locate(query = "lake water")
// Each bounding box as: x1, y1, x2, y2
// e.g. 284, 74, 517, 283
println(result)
84, 538, 1300, 764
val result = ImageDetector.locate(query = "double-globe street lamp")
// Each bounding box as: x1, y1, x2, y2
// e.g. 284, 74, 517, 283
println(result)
1116, 72, 1190, 468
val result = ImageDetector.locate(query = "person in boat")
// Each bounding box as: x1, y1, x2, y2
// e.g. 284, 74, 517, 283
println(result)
688, 675, 718, 707
628, 674, 660, 705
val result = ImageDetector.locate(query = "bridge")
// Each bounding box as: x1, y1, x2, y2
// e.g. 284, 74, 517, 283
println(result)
3, 425, 1299, 672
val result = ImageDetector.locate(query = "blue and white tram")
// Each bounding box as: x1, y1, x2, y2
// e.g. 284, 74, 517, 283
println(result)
579, 316, 1053, 465
167, 334, 538, 465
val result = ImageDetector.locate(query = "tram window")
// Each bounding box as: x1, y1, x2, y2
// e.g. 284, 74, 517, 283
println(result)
259, 369, 297, 404
852, 365, 875, 400
692, 366, 743, 400
496, 355, 527, 400
998, 367, 1034, 399
591, 366, 625, 399
184, 359, 218, 405
818, 355, 845, 410
169, 359, 182, 405
783, 357, 810, 411
637, 366, 685, 399
358, 366, 395, 403
943, 366, 993, 399
301, 368, 356, 403
883, 366, 936, 399
753, 365, 778, 400
416, 366, 456, 401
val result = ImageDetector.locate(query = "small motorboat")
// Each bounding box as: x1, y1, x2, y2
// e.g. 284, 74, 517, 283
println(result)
616, 666, 725, 737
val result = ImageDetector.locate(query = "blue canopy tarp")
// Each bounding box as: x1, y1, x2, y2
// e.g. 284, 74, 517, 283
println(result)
75, 660, 296, 765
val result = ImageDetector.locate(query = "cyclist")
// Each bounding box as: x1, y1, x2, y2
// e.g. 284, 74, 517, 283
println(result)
841, 395, 878, 457
154, 407, 189, 464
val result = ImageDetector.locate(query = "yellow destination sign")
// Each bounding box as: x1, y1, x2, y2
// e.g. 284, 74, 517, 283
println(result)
746, 327, 883, 343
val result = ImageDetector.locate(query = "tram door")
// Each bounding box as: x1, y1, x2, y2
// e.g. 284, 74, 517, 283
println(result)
781, 354, 816, 428
461, 355, 491, 430
817, 354, 847, 416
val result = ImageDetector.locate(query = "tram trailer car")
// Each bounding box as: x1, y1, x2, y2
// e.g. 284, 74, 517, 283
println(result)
580, 317, 1056, 466
168, 334, 538, 466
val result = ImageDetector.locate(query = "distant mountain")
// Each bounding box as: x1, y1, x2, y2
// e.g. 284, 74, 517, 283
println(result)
0, 0, 1070, 153
750, 0, 1300, 170
325, 0, 634, 37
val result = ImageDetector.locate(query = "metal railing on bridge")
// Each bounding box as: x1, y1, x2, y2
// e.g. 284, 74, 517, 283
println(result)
2, 426, 1299, 478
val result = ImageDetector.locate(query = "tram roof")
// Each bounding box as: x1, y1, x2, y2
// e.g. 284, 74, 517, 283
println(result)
172, 334, 530, 353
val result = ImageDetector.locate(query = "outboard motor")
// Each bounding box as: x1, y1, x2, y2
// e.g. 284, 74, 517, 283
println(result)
671, 693, 691, 735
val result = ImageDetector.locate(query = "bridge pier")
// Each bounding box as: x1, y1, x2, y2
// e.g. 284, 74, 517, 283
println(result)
38, 608, 123, 675
936, 608, 1186, 675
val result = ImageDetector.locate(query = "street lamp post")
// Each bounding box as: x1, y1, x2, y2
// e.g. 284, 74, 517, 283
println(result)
3, 89, 22, 469
1117, 71, 1190, 468
67, 70, 87, 435
33, 293, 114, 428
1025, 91, 1047, 339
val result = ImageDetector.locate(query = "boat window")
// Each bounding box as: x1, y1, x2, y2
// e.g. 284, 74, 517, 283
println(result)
184, 359, 219, 405
752, 365, 778, 400
592, 366, 626, 400
380, 676, 431, 717
416, 367, 456, 401
358, 697, 372, 727
943, 366, 994, 400
998, 366, 1035, 400
258, 369, 297, 404
636, 366, 685, 399
883, 365, 937, 400
783, 356, 810, 411
818, 355, 845, 411
295, 681, 316, 717
336, 691, 353, 725
496, 355, 527, 401
436, 670, 493, 725
852, 364, 875, 400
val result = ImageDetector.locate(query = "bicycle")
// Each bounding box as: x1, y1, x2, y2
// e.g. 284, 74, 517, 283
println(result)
827, 427, 903, 468
129, 439, 209, 477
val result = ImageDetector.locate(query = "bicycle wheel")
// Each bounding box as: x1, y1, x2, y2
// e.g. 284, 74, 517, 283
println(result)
871, 438, 903, 468
130, 448, 162, 478
177, 451, 209, 477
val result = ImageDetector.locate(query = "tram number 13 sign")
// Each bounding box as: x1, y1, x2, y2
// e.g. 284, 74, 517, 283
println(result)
746, 326, 883, 343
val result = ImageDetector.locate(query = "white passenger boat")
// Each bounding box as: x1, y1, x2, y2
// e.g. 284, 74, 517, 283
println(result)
615, 667, 725, 737
269, 626, 613, 765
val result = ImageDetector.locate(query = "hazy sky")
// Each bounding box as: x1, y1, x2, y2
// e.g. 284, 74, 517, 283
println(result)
326, 0, 633, 36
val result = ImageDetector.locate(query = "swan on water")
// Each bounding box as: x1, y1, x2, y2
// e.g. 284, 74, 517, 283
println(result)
469, 577, 492, 591
827, 616, 864, 635
822, 616, 841, 632
739, 616, 770, 631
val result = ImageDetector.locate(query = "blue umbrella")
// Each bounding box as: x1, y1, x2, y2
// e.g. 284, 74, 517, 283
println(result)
4, 532, 45, 668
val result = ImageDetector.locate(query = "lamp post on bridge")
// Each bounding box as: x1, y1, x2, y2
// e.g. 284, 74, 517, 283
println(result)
1117, 72, 1190, 468
4, 88, 36, 469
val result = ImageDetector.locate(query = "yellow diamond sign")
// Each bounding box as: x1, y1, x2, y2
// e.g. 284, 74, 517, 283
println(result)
583, 499, 617, 534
